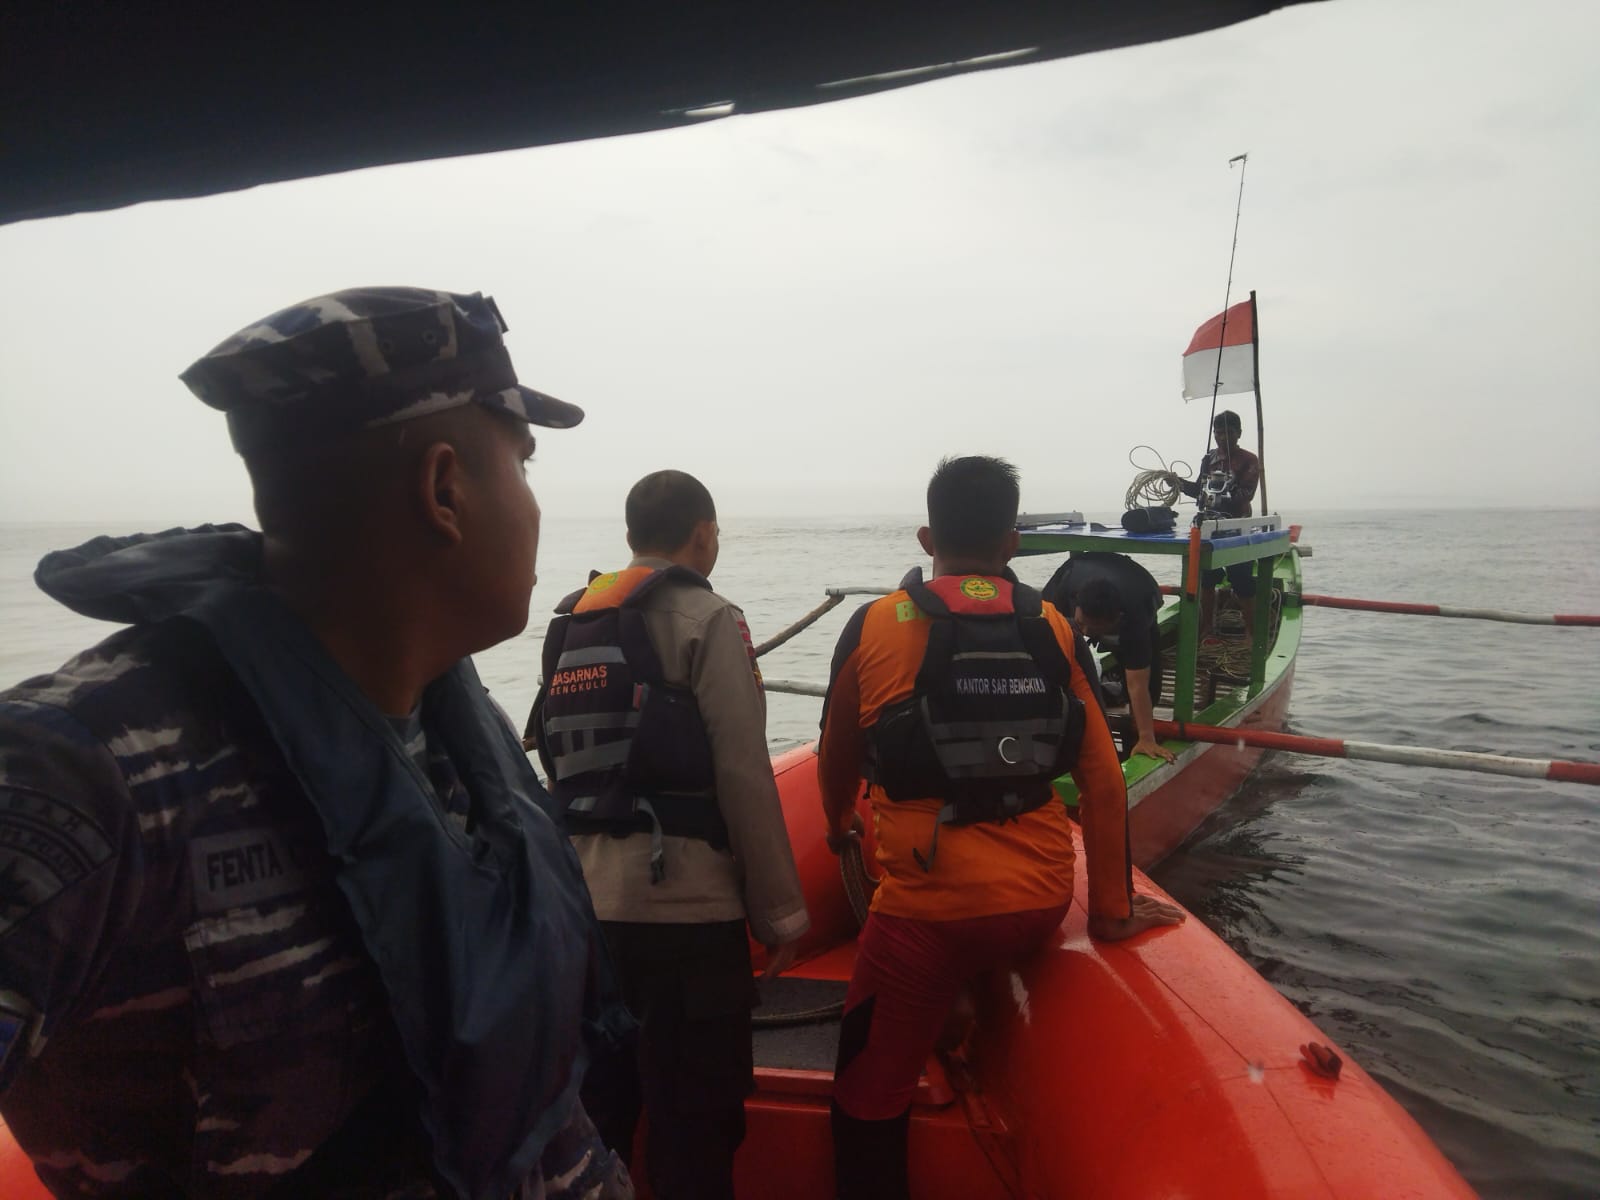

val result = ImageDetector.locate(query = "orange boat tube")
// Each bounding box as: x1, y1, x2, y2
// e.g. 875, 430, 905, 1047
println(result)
0, 745, 1477, 1198
736, 744, 1477, 1199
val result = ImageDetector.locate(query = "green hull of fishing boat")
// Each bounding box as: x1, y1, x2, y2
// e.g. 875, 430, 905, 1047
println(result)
1017, 514, 1303, 868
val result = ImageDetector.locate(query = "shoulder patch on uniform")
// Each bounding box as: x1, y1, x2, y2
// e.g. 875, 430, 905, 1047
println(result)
0, 790, 116, 938
894, 599, 923, 623
734, 616, 764, 688
190, 828, 307, 915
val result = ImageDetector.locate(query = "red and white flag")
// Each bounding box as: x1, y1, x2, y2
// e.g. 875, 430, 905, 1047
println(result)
1181, 298, 1255, 401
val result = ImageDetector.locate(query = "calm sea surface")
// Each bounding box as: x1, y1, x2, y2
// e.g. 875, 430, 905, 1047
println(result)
2, 510, 1597, 1198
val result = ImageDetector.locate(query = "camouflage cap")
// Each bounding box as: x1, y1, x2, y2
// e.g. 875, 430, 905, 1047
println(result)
180, 287, 583, 451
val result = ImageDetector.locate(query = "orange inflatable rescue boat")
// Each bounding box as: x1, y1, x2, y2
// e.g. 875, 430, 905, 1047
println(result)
0, 745, 1476, 1198
728, 745, 1475, 1199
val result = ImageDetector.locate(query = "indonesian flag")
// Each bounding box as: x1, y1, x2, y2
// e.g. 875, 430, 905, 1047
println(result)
1181, 298, 1255, 401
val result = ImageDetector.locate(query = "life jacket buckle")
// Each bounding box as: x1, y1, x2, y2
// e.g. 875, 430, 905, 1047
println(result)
635, 796, 667, 885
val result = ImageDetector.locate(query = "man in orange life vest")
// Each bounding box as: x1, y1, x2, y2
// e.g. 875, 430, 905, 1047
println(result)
528, 470, 809, 1200
817, 456, 1184, 1199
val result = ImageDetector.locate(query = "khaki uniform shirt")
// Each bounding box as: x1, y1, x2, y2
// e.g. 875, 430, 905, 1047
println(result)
569, 556, 810, 948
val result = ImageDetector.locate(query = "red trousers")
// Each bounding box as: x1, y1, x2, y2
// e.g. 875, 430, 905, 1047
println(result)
832, 901, 1072, 1120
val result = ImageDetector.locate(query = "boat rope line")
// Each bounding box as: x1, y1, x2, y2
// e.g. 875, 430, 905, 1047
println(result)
1155, 720, 1600, 787
1154, 585, 1600, 627
1124, 444, 1190, 511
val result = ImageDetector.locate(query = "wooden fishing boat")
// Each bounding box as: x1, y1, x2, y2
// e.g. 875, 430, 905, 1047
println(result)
1016, 510, 1303, 869
765, 509, 1305, 872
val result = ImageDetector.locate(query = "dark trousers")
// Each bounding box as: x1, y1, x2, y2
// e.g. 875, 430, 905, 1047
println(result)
1100, 619, 1163, 711
582, 920, 756, 1200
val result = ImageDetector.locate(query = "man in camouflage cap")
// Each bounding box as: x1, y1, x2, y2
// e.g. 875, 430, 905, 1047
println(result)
181, 286, 585, 447
0, 288, 633, 1199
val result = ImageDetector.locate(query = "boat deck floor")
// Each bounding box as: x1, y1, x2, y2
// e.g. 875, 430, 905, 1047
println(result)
741, 941, 1012, 1200
752, 977, 846, 1072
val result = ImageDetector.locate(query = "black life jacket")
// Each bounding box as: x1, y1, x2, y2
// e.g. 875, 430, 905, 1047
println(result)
866, 569, 1085, 870
528, 565, 725, 881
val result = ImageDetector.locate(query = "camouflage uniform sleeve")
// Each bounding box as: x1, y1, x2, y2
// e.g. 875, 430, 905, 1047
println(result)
0, 701, 143, 1092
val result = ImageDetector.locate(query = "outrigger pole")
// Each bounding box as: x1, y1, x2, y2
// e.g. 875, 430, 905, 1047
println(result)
1154, 585, 1600, 627
1153, 720, 1600, 787
760, 677, 1600, 785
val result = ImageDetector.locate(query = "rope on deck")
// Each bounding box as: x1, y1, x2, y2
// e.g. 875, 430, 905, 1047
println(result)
750, 841, 874, 1029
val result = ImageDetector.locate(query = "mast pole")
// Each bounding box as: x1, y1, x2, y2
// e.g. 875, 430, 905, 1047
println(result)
1251, 289, 1266, 514
1204, 153, 1250, 471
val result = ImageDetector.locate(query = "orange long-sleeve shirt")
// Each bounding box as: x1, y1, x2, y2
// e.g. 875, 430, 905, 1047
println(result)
817, 572, 1133, 924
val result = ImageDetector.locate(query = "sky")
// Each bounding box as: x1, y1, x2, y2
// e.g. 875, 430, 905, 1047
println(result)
1, 0, 1596, 524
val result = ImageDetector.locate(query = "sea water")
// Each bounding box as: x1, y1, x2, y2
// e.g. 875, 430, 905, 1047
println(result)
2, 509, 1596, 1199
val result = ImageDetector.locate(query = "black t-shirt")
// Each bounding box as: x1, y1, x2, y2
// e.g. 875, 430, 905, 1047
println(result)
1041, 552, 1163, 671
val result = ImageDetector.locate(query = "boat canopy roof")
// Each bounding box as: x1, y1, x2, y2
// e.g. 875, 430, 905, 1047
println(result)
4, 2, 1316, 226
1015, 515, 1291, 563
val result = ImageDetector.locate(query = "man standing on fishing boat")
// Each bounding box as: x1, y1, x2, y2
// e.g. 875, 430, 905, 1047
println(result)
816, 455, 1184, 1200
1166, 409, 1262, 633
1042, 551, 1176, 763
526, 469, 809, 1200
0, 288, 633, 1199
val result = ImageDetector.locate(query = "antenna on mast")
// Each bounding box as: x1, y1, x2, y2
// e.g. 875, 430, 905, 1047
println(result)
1203, 153, 1250, 477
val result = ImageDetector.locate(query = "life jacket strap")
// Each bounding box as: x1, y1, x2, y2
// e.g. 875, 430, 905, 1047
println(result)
910, 789, 1035, 872
554, 645, 627, 670
564, 790, 730, 863
912, 804, 952, 872
634, 797, 667, 884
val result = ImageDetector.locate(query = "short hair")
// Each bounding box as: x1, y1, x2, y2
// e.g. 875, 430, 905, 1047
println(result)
1214, 410, 1243, 436
240, 406, 505, 538
926, 456, 1020, 559
1077, 578, 1123, 621
626, 470, 716, 553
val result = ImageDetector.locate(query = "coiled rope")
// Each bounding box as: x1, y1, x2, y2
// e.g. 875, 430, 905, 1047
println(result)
1125, 445, 1191, 511
749, 838, 876, 1028
840, 835, 875, 928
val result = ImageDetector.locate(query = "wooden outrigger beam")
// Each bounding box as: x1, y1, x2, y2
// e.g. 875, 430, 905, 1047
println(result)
1156, 585, 1600, 627
1154, 720, 1600, 786
760, 679, 1600, 786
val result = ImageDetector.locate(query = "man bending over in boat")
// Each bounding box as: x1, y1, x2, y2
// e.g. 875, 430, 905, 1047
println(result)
1165, 409, 1262, 635
1043, 551, 1177, 763
816, 455, 1183, 1200
526, 469, 810, 1200
0, 288, 633, 1200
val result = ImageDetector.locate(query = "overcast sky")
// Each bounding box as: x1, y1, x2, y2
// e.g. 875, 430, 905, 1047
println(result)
1, 0, 1596, 525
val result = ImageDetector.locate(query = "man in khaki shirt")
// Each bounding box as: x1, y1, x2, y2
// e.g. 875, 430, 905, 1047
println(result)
528, 469, 809, 1200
